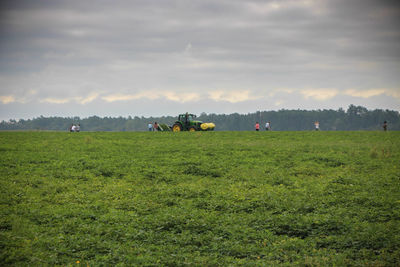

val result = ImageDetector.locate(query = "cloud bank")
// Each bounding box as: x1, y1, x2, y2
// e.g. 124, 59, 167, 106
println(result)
0, 0, 399, 120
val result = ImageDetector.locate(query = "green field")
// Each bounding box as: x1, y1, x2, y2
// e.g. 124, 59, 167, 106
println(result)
1, 131, 399, 266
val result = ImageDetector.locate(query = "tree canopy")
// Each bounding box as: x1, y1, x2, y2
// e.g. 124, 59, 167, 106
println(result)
1, 105, 399, 131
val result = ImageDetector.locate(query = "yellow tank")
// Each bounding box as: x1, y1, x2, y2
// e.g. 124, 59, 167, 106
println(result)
200, 123, 215, 131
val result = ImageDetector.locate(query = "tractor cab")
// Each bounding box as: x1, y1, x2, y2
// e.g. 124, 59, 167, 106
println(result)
178, 113, 195, 127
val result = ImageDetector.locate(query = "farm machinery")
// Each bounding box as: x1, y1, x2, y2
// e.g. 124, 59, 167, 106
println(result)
170, 113, 215, 132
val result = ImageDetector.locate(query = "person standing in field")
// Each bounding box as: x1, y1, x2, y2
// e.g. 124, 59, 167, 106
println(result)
148, 122, 153, 132
265, 121, 271, 131
314, 121, 320, 131
76, 124, 80, 132
383, 121, 387, 131
69, 124, 74, 132
255, 122, 260, 131
154, 122, 159, 131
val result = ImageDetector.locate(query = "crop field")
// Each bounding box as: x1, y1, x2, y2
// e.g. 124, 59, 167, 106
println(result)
1, 131, 400, 266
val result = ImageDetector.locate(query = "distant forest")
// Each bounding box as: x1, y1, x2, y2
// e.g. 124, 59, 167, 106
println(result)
1, 105, 399, 131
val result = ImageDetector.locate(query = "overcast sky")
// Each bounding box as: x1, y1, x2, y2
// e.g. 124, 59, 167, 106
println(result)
0, 0, 399, 120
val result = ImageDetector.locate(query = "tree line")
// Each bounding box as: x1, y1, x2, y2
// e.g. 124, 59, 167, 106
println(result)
1, 105, 399, 131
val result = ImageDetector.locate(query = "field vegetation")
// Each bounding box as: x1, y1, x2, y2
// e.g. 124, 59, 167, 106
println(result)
1, 131, 399, 266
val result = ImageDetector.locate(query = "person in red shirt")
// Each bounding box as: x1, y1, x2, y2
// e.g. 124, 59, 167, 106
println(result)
255, 122, 260, 131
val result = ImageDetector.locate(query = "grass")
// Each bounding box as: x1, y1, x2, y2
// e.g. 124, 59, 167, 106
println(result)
1, 131, 399, 266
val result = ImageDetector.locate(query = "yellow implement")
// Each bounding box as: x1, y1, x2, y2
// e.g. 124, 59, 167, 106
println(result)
200, 123, 215, 131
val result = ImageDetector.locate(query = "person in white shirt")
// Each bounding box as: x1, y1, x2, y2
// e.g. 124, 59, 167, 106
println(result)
71, 124, 77, 132
148, 123, 153, 131
314, 121, 319, 131
265, 121, 271, 131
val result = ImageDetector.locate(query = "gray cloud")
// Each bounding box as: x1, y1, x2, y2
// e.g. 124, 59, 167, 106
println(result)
0, 0, 399, 120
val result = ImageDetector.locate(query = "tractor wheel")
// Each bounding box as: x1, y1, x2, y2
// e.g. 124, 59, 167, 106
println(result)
172, 124, 182, 132
188, 127, 196, 132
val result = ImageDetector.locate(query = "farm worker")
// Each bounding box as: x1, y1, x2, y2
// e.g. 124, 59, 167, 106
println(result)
265, 121, 270, 131
383, 121, 387, 131
71, 124, 77, 132
154, 122, 159, 131
255, 122, 260, 131
148, 122, 153, 131
69, 124, 74, 132
76, 124, 80, 132
184, 113, 189, 126
314, 121, 319, 131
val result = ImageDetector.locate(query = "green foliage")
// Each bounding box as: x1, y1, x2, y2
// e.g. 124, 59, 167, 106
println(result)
1, 131, 399, 265
158, 123, 171, 131
1, 105, 399, 131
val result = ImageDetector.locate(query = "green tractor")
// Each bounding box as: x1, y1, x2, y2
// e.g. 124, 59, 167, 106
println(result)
172, 113, 215, 132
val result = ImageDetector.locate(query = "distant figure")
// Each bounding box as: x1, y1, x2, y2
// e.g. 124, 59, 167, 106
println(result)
71, 124, 77, 132
154, 122, 159, 131
265, 121, 271, 131
76, 124, 80, 132
255, 122, 260, 131
383, 121, 387, 131
314, 121, 320, 131
148, 122, 153, 131
69, 124, 74, 132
